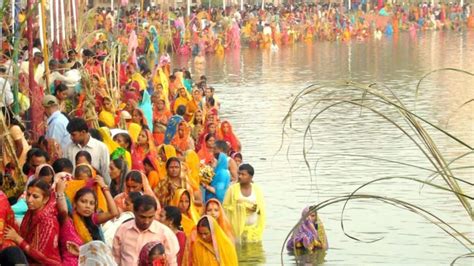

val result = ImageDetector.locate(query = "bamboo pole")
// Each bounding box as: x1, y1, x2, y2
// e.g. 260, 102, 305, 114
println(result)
40, 0, 50, 92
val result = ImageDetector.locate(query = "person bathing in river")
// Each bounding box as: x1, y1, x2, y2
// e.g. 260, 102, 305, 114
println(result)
223, 163, 265, 243
286, 206, 328, 252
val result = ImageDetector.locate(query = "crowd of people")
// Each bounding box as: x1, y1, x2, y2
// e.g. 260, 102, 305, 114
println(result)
0, 1, 372, 264
0, 50, 270, 264
83, 1, 474, 57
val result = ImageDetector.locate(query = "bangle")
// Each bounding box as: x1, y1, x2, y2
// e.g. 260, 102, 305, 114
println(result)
101, 186, 110, 192
56, 193, 65, 199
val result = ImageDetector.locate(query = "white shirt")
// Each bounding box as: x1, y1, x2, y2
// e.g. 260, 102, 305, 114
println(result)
65, 135, 111, 184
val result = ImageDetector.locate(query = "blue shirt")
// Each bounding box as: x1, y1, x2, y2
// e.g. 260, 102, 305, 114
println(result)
46, 110, 71, 151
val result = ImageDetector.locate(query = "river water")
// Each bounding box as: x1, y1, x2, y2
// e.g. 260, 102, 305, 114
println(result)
174, 30, 474, 265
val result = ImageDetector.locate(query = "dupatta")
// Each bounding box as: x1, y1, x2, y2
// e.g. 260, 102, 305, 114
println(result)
171, 121, 193, 153
99, 127, 132, 169
170, 189, 200, 236
203, 198, 235, 243
286, 207, 328, 251
184, 150, 201, 192
19, 191, 62, 264
217, 121, 241, 152
191, 216, 238, 266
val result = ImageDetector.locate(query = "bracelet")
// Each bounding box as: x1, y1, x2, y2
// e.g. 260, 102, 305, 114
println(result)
56, 193, 65, 199
101, 186, 110, 192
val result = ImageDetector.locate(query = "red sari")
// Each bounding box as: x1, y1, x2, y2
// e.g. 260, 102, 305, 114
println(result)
0, 191, 18, 250
19, 193, 61, 265
217, 120, 241, 152
131, 129, 157, 172
197, 139, 215, 165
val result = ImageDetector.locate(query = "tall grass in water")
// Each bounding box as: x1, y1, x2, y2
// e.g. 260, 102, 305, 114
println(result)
280, 69, 473, 265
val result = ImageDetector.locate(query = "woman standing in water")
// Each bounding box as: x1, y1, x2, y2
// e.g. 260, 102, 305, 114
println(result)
287, 206, 328, 252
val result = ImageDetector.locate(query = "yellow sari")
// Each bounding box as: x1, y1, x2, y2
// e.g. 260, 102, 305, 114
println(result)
170, 188, 199, 224
191, 216, 238, 266
127, 122, 142, 143
184, 150, 201, 192
223, 183, 266, 243
98, 127, 132, 169
65, 180, 108, 213
98, 110, 116, 128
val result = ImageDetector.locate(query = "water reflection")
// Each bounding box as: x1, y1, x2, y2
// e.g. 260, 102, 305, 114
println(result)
173, 30, 473, 265
237, 242, 266, 266
289, 249, 327, 266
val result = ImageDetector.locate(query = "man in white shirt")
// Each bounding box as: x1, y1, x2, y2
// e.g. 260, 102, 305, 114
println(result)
65, 117, 111, 184
42, 95, 71, 151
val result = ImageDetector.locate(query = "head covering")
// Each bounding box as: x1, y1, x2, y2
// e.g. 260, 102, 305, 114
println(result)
217, 120, 240, 152
286, 206, 328, 251
34, 164, 55, 179
203, 198, 235, 242
193, 216, 238, 265
138, 241, 163, 266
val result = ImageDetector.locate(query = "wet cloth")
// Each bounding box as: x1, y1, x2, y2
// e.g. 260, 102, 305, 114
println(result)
286, 207, 328, 251
223, 183, 266, 243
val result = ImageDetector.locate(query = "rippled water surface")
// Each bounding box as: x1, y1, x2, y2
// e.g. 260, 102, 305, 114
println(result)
174, 31, 474, 265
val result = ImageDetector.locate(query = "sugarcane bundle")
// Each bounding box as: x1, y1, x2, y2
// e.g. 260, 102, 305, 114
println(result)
80, 70, 99, 129
0, 111, 25, 198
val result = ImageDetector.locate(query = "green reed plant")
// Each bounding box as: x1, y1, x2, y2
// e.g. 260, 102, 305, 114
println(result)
280, 69, 474, 265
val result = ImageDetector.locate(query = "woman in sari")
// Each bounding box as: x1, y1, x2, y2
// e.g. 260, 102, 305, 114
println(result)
203, 152, 231, 203
190, 110, 204, 142
191, 216, 238, 266
184, 150, 201, 195
173, 87, 190, 114
169, 189, 199, 236
0, 190, 18, 250
66, 164, 109, 213
99, 128, 132, 169
143, 155, 162, 190
185, 88, 203, 122
70, 184, 119, 243
217, 120, 241, 153
109, 158, 129, 197
196, 122, 217, 152
197, 134, 216, 165
203, 198, 234, 242
286, 206, 328, 251
113, 170, 161, 215
171, 121, 195, 155
98, 97, 117, 128
131, 129, 157, 172
4, 179, 62, 265
153, 97, 172, 125
223, 164, 265, 244
132, 108, 150, 130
